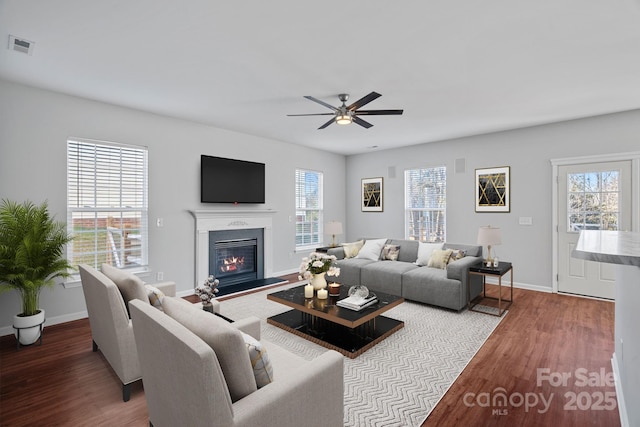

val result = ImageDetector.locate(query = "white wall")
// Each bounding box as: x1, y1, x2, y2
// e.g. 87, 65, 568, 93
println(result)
344, 110, 640, 290
0, 80, 346, 333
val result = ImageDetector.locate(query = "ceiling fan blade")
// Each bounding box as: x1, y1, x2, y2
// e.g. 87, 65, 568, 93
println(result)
304, 96, 338, 112
353, 116, 373, 129
347, 91, 381, 111
318, 117, 335, 129
287, 113, 335, 116
355, 109, 404, 116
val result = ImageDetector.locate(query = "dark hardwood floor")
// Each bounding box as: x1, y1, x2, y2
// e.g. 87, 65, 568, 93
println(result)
0, 275, 620, 427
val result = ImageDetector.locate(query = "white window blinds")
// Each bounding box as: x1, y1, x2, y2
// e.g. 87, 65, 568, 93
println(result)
405, 166, 446, 242
295, 169, 323, 248
67, 139, 148, 270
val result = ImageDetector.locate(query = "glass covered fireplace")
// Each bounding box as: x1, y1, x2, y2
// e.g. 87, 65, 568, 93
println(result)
209, 228, 264, 289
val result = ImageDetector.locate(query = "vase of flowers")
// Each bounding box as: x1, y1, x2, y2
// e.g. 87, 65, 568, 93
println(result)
299, 252, 340, 290
196, 275, 219, 312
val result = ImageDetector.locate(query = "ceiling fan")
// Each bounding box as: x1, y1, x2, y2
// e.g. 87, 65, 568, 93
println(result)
287, 92, 403, 129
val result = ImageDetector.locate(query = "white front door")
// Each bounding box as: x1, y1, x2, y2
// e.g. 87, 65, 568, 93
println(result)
557, 161, 632, 299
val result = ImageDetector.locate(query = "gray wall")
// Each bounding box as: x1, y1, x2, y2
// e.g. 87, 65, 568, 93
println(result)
344, 110, 640, 290
2, 76, 640, 332
0, 80, 346, 333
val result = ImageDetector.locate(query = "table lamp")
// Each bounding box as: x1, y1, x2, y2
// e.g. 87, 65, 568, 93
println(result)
325, 221, 343, 247
477, 225, 502, 266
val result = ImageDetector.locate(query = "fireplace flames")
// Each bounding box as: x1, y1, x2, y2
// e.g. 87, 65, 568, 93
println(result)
220, 256, 245, 273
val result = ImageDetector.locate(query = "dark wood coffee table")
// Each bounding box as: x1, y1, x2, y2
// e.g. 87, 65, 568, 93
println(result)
267, 285, 404, 358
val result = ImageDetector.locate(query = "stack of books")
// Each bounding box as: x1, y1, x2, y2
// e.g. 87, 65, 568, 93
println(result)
337, 293, 378, 311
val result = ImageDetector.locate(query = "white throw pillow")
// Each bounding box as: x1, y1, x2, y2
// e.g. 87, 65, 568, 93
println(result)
415, 242, 443, 266
342, 240, 365, 258
242, 332, 274, 388
145, 284, 165, 311
427, 249, 454, 269
355, 238, 387, 261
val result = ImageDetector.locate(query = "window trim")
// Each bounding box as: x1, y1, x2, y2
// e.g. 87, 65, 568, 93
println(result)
66, 138, 149, 284
295, 168, 324, 250
404, 165, 447, 243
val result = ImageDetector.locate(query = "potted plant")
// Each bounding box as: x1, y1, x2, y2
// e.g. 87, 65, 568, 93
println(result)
0, 200, 73, 346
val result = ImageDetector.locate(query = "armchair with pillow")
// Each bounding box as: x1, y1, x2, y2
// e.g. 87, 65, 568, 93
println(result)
78, 264, 220, 401
130, 297, 344, 427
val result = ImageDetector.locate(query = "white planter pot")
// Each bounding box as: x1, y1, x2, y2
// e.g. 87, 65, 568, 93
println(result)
310, 272, 327, 290
13, 309, 45, 346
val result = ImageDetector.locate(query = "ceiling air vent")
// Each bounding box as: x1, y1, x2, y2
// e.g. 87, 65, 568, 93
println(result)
8, 35, 35, 55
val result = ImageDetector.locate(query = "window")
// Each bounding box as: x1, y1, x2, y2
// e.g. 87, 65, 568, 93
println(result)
67, 139, 148, 271
568, 170, 620, 232
295, 169, 323, 248
405, 166, 446, 242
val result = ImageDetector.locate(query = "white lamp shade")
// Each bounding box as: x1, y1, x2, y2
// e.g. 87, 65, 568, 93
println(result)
477, 226, 502, 246
325, 221, 343, 235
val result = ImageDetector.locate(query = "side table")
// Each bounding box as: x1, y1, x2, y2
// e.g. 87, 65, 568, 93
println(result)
468, 261, 513, 317
315, 246, 333, 253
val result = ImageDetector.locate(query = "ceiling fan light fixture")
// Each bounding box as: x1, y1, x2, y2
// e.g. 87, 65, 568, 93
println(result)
336, 114, 352, 125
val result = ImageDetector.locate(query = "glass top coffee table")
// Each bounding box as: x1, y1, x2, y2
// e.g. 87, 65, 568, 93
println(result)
267, 285, 404, 358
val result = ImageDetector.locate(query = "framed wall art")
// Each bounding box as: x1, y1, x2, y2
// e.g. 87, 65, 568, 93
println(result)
475, 166, 510, 212
362, 177, 383, 212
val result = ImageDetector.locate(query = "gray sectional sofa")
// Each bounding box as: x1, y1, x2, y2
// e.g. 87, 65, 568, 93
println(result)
327, 238, 484, 311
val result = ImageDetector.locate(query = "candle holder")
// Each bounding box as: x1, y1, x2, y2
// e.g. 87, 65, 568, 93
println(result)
328, 283, 341, 296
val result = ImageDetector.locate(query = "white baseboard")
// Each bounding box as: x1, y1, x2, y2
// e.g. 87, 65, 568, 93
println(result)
612, 354, 629, 427
0, 310, 88, 338
482, 278, 553, 294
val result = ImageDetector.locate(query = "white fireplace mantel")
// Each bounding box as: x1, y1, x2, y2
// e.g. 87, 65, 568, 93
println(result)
189, 209, 277, 288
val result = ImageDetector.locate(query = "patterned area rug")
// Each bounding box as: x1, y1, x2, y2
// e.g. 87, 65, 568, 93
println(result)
220, 283, 505, 427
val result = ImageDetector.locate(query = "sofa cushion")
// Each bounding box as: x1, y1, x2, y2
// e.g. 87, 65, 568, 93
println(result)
427, 249, 454, 269
162, 297, 257, 402
355, 238, 387, 260
342, 240, 364, 258
386, 239, 419, 263
101, 263, 148, 314
415, 242, 443, 266
361, 261, 418, 295
381, 244, 401, 261
242, 332, 274, 388
334, 257, 377, 285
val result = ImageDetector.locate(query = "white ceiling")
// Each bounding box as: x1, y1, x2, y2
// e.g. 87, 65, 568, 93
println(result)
2, 0, 640, 155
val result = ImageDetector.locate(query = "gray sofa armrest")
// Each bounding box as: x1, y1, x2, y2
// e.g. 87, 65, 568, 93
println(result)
446, 256, 481, 281
327, 246, 345, 260
233, 316, 261, 340
233, 350, 344, 427
154, 281, 176, 297
447, 256, 483, 308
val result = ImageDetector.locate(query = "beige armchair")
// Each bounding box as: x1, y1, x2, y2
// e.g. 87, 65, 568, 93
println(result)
130, 298, 344, 427
78, 264, 219, 401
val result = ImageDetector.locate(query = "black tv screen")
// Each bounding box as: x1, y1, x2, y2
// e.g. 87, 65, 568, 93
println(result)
201, 155, 265, 204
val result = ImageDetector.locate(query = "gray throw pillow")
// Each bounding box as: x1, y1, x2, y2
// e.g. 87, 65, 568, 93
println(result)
163, 297, 257, 402
101, 263, 148, 313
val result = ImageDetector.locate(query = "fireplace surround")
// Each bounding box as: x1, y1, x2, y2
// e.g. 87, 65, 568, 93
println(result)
190, 210, 276, 291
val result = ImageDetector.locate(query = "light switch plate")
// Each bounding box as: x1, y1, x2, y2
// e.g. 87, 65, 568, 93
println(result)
519, 216, 532, 225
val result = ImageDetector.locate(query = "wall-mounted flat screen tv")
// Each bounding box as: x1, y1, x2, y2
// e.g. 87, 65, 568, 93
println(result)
201, 155, 265, 204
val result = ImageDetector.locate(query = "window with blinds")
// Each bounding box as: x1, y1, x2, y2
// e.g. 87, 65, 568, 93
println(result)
67, 139, 148, 271
405, 166, 446, 242
295, 169, 323, 248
